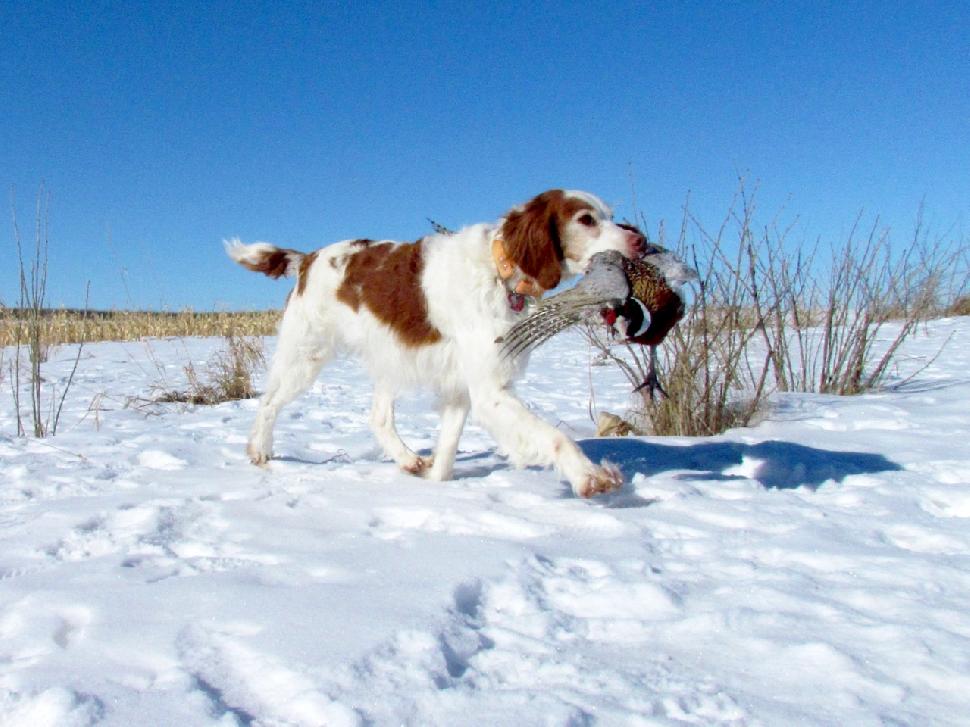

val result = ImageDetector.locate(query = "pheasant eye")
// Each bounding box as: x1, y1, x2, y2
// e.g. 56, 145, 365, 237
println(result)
577, 213, 596, 227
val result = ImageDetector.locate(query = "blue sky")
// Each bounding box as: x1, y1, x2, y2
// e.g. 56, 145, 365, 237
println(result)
2, 1, 967, 310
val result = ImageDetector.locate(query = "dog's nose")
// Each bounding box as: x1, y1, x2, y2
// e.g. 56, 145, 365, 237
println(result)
626, 228, 646, 258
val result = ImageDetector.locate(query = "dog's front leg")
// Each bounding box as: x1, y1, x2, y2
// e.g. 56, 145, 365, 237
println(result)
468, 383, 622, 497
425, 395, 470, 481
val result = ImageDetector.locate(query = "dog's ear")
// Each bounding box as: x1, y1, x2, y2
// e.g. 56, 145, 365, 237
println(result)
501, 191, 565, 291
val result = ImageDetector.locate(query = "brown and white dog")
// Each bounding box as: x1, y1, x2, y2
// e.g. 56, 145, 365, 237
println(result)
225, 190, 644, 496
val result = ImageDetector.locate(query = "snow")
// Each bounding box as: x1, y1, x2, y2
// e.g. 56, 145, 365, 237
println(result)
2, 318, 970, 726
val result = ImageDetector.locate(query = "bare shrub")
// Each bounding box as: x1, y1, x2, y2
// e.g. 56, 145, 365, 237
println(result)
589, 185, 968, 436
8, 187, 86, 437
745, 203, 963, 395
586, 196, 771, 437
145, 333, 265, 407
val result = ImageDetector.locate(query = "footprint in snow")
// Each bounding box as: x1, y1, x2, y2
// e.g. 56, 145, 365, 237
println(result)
369, 506, 552, 541
176, 624, 357, 726
136, 450, 188, 470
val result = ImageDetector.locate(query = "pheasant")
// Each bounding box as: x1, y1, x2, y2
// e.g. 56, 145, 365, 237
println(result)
499, 224, 698, 397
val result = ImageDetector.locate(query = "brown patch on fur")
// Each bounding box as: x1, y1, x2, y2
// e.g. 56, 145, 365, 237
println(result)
237, 248, 301, 279
296, 250, 319, 296
336, 240, 443, 347
501, 191, 595, 289
324, 240, 372, 274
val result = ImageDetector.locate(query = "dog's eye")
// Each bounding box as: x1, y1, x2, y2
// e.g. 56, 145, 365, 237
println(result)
577, 213, 596, 227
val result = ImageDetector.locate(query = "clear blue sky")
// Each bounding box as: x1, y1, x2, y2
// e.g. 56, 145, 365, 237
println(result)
2, 1, 967, 310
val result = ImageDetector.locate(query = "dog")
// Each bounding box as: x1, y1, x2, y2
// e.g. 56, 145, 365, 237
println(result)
225, 189, 645, 496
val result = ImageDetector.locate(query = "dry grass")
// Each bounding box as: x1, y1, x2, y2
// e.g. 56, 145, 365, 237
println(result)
0, 308, 279, 346
947, 295, 970, 317
136, 333, 266, 408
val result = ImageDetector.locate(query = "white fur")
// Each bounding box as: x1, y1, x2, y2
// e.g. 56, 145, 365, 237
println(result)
227, 190, 641, 497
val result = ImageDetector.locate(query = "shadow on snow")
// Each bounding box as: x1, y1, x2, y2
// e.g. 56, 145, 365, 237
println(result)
579, 438, 902, 492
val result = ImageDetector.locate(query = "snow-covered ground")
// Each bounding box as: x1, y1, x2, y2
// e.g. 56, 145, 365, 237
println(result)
2, 318, 969, 726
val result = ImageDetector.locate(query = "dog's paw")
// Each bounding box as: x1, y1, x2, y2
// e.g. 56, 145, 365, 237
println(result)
575, 460, 623, 498
247, 443, 271, 466
402, 455, 434, 476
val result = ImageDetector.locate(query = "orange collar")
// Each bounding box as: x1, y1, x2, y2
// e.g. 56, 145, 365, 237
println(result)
491, 237, 545, 299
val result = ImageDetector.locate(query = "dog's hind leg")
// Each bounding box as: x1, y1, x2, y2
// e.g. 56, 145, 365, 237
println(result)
248, 314, 330, 464
369, 387, 431, 475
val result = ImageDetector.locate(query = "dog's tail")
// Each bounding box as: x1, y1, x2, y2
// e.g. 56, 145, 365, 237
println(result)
224, 238, 304, 279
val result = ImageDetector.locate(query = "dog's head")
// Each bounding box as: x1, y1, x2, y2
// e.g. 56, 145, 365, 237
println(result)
500, 190, 644, 292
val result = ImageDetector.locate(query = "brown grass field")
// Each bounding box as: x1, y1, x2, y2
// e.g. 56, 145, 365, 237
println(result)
0, 308, 279, 346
